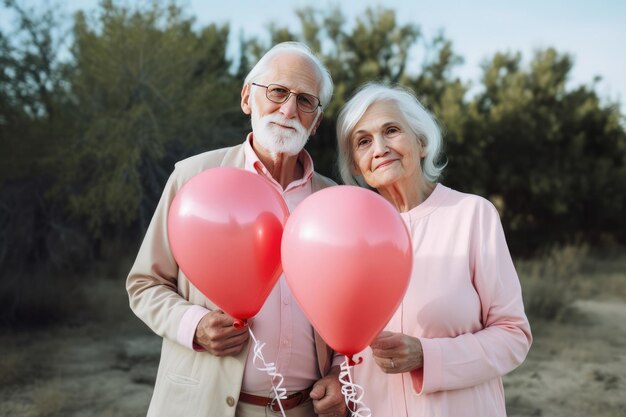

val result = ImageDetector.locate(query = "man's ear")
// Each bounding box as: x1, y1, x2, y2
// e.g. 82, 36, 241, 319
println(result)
310, 111, 324, 136
241, 84, 252, 115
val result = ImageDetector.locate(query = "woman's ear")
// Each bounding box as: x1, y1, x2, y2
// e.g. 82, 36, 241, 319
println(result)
418, 136, 427, 159
350, 160, 362, 177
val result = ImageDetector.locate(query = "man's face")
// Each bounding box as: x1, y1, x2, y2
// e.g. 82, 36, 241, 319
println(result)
241, 53, 323, 158
249, 96, 314, 159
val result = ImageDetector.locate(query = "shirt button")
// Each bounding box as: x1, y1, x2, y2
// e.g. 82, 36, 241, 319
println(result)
282, 339, 289, 346
283, 299, 290, 305
226, 396, 235, 407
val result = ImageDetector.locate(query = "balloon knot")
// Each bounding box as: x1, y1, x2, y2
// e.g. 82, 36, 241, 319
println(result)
233, 319, 247, 329
347, 355, 363, 366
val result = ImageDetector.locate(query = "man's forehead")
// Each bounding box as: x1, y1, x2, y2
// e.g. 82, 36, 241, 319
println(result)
259, 53, 322, 92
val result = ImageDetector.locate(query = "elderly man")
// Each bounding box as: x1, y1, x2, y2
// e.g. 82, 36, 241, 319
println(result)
126, 42, 346, 417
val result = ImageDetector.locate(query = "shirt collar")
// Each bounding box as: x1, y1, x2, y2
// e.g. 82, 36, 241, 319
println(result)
243, 133, 314, 190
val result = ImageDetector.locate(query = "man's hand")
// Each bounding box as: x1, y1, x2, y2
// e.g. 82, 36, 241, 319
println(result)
310, 367, 347, 417
193, 310, 249, 356
370, 330, 423, 374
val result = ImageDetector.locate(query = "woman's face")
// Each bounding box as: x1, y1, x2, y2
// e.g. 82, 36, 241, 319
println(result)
350, 101, 425, 190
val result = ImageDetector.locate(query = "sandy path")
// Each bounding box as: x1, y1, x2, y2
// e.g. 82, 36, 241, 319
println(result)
0, 320, 160, 417
505, 300, 626, 417
1, 298, 625, 416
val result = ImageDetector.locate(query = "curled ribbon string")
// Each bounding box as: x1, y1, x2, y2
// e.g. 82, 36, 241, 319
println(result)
248, 327, 287, 416
340, 357, 371, 417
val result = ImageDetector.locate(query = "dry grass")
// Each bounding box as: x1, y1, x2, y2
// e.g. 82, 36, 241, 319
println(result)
0, 246, 624, 417
0, 352, 25, 386
506, 245, 626, 417
32, 382, 65, 417
518, 244, 626, 320
518, 244, 586, 320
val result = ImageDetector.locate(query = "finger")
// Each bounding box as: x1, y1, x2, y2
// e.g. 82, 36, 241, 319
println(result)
212, 343, 247, 357
208, 329, 249, 350
204, 315, 249, 337
373, 354, 397, 367
219, 325, 249, 338
370, 332, 399, 350
371, 347, 400, 358
219, 330, 250, 348
375, 331, 396, 339
207, 310, 249, 331
210, 311, 241, 328
373, 356, 395, 374
312, 377, 346, 415
309, 382, 326, 400
200, 324, 248, 348
208, 332, 250, 355
312, 390, 343, 414
373, 355, 387, 369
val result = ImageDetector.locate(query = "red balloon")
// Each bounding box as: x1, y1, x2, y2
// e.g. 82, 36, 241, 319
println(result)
168, 167, 289, 321
282, 186, 412, 357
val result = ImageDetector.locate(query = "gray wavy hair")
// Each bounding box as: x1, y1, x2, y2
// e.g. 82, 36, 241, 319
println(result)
336, 82, 446, 186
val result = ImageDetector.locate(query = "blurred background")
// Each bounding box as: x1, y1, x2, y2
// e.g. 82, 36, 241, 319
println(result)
1, 1, 625, 416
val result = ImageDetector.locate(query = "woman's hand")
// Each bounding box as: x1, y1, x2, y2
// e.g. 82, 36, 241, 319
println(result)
370, 331, 424, 374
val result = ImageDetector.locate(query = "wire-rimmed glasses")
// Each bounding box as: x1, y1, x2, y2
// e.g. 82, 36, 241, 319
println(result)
251, 83, 321, 113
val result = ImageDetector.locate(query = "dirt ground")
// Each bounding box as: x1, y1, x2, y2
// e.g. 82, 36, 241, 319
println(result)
1, 278, 625, 417
505, 300, 626, 417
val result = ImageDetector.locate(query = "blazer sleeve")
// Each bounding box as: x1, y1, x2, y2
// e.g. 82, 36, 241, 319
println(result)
126, 165, 203, 346
412, 199, 532, 394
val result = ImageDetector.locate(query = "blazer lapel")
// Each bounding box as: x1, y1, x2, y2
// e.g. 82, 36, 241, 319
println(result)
220, 144, 246, 169
314, 330, 333, 376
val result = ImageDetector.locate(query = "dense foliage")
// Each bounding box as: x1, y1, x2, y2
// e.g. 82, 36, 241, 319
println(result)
1, 0, 624, 283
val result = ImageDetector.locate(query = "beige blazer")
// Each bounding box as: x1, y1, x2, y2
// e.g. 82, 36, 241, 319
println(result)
126, 143, 336, 417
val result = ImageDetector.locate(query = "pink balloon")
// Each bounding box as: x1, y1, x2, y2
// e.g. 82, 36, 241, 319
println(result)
282, 186, 412, 358
168, 167, 289, 322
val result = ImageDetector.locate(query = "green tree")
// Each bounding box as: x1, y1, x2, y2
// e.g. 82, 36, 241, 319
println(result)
0, 0, 89, 326
2, 1, 626, 326
0, 0, 78, 272
469, 48, 626, 251
53, 0, 244, 238
2, 0, 625, 272
405, 34, 473, 193
0, 0, 72, 181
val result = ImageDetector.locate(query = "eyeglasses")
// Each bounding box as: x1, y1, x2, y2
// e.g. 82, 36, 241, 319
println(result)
251, 83, 321, 113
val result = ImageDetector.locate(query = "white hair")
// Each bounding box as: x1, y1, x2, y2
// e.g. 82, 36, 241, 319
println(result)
336, 82, 446, 186
244, 41, 333, 109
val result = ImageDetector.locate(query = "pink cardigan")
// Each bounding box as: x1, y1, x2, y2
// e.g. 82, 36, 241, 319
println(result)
354, 184, 532, 417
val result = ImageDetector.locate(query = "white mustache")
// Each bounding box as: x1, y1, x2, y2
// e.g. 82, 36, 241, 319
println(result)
263, 114, 305, 131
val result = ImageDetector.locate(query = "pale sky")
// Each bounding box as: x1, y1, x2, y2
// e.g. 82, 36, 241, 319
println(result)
2, 0, 625, 110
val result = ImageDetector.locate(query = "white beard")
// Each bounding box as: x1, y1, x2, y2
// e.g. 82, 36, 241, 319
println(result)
250, 101, 317, 160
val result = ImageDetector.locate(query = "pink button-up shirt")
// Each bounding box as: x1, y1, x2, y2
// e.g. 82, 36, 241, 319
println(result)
177, 134, 332, 393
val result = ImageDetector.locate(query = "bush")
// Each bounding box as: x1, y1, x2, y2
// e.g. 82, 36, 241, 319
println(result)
518, 244, 589, 321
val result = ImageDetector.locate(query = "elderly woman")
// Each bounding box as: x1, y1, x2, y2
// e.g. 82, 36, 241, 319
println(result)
336, 82, 532, 416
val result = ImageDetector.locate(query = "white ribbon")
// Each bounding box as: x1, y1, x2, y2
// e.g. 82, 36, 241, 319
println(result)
248, 327, 287, 416
340, 357, 372, 417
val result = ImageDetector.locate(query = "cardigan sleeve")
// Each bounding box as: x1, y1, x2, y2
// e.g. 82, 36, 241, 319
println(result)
411, 199, 532, 394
